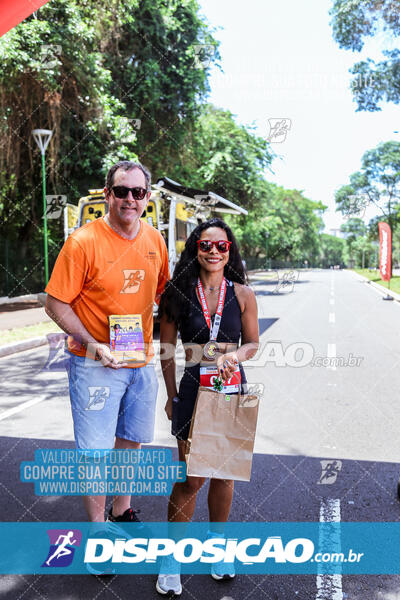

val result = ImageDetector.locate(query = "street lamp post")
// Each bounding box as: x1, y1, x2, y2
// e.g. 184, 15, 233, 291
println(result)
32, 129, 53, 285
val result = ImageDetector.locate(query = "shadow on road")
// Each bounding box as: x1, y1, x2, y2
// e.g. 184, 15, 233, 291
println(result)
258, 317, 278, 335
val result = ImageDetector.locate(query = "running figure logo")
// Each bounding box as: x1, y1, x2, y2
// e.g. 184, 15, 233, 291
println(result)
42, 333, 68, 372
86, 386, 110, 411
42, 529, 82, 567
274, 270, 299, 294
343, 194, 369, 220
266, 118, 291, 143
318, 460, 342, 485
120, 269, 145, 294
45, 194, 67, 219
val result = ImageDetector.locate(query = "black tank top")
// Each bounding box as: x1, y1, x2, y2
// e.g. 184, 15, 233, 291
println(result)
179, 279, 242, 346
178, 280, 247, 393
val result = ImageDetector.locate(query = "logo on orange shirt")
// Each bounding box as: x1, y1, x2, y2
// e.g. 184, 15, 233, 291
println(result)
121, 269, 146, 294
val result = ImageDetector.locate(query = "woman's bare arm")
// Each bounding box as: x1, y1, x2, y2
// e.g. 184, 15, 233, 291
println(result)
159, 315, 179, 419
238, 285, 259, 361
217, 284, 259, 381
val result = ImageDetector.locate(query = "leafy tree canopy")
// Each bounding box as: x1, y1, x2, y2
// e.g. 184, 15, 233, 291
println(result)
335, 141, 400, 230
330, 0, 400, 110
319, 233, 346, 267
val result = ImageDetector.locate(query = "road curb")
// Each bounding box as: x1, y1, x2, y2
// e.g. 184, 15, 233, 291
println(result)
351, 271, 400, 302
0, 292, 47, 307
0, 336, 48, 358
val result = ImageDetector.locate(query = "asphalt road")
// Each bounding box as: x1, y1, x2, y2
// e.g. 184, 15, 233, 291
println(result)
1, 269, 400, 599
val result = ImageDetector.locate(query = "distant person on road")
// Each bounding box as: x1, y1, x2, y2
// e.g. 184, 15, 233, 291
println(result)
45, 160, 169, 533
156, 218, 259, 595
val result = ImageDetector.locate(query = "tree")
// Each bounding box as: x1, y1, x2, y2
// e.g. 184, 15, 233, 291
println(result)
340, 217, 367, 265
99, 0, 220, 176
353, 235, 375, 268
177, 105, 273, 211
0, 0, 219, 294
369, 211, 400, 267
319, 234, 346, 267
228, 183, 326, 266
174, 105, 327, 264
330, 0, 400, 111
335, 141, 400, 232
393, 225, 400, 267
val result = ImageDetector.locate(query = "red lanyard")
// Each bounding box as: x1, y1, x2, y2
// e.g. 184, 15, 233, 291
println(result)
197, 277, 227, 340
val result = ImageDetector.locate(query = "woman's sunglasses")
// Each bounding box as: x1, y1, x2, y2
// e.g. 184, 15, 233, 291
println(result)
197, 239, 232, 253
111, 186, 148, 200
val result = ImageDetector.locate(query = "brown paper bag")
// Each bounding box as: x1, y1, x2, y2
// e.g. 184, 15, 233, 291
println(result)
185, 386, 260, 481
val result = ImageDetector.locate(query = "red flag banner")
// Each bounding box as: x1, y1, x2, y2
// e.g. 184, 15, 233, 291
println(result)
378, 221, 392, 282
0, 0, 50, 38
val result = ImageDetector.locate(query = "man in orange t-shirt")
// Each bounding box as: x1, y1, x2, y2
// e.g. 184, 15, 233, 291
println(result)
45, 161, 169, 534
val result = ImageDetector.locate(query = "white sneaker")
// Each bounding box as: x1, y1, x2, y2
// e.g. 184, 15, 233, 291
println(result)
156, 573, 182, 596
211, 559, 235, 581
86, 561, 115, 576
156, 555, 182, 596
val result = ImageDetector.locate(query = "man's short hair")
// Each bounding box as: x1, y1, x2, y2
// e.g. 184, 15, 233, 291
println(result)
105, 161, 151, 192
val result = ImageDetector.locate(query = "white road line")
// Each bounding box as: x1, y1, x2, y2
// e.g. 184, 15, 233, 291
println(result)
327, 343, 337, 371
0, 396, 46, 421
329, 313, 336, 324
320, 496, 341, 522
316, 498, 342, 600
329, 298, 335, 305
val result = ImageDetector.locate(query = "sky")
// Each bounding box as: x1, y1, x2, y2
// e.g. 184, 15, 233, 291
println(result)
197, 0, 399, 234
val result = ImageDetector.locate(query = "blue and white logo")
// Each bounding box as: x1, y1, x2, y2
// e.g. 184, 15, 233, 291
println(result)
42, 529, 82, 567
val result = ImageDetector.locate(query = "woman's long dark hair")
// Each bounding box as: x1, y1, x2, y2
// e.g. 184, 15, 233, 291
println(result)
158, 218, 248, 325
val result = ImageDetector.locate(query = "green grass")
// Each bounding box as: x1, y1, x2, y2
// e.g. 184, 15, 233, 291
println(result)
354, 269, 400, 295
0, 321, 62, 346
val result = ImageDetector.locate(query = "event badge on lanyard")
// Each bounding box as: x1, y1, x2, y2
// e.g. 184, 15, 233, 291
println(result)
197, 277, 241, 393
197, 277, 227, 360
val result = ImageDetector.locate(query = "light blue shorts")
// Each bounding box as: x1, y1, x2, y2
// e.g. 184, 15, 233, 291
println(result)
66, 352, 159, 449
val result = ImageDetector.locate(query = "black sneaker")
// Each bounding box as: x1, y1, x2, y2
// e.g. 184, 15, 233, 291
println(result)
106, 507, 150, 538
107, 507, 142, 523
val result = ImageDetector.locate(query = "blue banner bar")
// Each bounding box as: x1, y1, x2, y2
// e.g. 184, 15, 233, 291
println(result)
0, 522, 398, 574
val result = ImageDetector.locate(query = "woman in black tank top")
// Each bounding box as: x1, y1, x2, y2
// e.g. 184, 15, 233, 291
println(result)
157, 218, 259, 591
176, 281, 248, 440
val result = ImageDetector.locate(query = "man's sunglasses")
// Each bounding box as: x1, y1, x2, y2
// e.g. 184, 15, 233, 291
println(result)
197, 239, 232, 253
111, 186, 148, 200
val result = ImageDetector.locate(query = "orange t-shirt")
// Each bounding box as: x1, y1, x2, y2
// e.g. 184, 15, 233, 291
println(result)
45, 218, 169, 367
